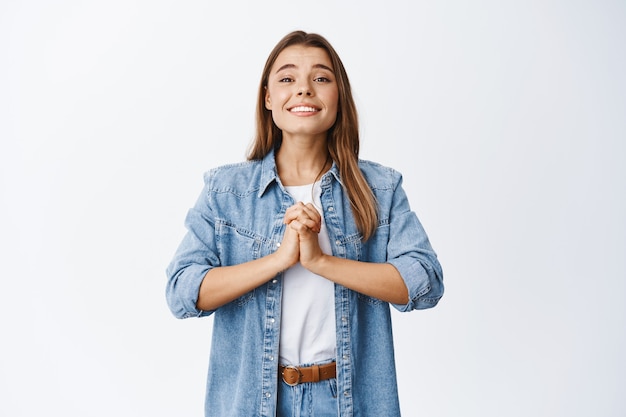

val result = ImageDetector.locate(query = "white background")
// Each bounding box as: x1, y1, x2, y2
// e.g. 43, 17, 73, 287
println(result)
1, 1, 625, 416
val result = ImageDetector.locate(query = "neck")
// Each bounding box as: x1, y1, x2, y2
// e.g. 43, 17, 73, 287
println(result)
276, 140, 330, 186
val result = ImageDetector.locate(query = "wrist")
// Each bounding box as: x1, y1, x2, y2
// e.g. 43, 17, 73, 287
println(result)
301, 252, 328, 275
268, 248, 297, 274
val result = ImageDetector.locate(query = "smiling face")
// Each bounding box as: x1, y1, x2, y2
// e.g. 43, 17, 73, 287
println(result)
265, 45, 339, 142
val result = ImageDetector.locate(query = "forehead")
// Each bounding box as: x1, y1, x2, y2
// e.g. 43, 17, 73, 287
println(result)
272, 45, 333, 71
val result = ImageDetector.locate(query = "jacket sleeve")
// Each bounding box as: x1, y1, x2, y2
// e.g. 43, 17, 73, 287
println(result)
385, 173, 444, 312
165, 172, 219, 319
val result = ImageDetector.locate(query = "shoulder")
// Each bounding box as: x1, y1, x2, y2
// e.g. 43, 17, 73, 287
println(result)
357, 159, 402, 190
203, 160, 264, 195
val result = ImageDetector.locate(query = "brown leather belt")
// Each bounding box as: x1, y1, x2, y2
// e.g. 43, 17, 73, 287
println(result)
279, 362, 336, 386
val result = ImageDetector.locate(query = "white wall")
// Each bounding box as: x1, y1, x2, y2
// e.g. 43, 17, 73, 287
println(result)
1, 1, 624, 416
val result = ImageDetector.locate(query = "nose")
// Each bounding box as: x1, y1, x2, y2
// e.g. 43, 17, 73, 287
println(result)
297, 88, 312, 96
297, 82, 313, 96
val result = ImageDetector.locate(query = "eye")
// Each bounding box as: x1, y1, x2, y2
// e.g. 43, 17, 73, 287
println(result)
279, 77, 294, 83
314, 77, 331, 83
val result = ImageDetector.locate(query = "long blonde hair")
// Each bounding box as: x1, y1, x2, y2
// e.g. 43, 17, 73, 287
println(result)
247, 31, 378, 241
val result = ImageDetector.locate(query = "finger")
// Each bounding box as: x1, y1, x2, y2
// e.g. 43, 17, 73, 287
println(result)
289, 220, 319, 238
299, 204, 321, 232
284, 203, 322, 233
299, 217, 321, 233
301, 203, 321, 222
284, 202, 306, 223
287, 216, 319, 233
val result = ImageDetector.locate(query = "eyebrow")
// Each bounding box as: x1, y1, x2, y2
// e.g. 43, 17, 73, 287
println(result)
274, 63, 334, 74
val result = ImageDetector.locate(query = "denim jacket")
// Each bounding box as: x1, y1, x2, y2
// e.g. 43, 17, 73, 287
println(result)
166, 149, 444, 416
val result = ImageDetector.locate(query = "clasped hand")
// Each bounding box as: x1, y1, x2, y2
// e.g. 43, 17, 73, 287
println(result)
276, 202, 325, 271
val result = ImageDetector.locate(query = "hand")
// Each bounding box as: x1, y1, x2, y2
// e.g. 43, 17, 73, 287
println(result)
273, 221, 300, 271
284, 202, 321, 233
284, 202, 325, 269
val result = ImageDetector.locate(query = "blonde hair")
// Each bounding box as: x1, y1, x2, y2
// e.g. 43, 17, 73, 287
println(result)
247, 31, 378, 241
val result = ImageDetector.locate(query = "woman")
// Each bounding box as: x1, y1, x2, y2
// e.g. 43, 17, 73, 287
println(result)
166, 30, 444, 417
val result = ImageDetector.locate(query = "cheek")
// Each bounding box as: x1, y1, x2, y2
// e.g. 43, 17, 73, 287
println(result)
269, 109, 282, 130
271, 110, 282, 127
328, 90, 339, 113
265, 86, 283, 109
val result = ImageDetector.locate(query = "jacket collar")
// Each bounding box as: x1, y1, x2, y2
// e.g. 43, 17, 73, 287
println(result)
258, 149, 279, 198
257, 147, 343, 198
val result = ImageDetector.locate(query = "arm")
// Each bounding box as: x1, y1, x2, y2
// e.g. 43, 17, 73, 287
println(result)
285, 170, 443, 310
166, 174, 301, 318
303, 251, 409, 305
195, 225, 300, 311
285, 203, 409, 305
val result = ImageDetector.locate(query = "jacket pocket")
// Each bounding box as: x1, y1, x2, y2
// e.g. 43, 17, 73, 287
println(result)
215, 221, 264, 306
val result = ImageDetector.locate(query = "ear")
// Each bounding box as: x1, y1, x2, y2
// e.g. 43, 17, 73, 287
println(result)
264, 87, 272, 110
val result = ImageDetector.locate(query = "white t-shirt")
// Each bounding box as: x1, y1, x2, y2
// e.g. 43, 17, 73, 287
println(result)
279, 181, 336, 366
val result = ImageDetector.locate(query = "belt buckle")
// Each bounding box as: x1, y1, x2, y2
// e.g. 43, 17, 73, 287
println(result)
282, 365, 302, 387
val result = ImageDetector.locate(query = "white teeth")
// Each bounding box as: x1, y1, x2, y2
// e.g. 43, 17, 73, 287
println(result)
290, 106, 317, 112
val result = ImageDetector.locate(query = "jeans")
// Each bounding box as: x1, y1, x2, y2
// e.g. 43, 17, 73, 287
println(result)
277, 377, 339, 417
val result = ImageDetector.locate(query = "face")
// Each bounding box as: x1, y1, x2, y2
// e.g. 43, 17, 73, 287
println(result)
265, 45, 339, 141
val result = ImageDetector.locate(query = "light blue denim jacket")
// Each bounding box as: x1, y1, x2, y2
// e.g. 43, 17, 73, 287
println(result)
166, 149, 444, 416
